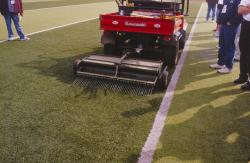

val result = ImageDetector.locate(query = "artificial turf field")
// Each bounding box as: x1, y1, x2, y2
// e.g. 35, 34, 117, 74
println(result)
0, 0, 249, 163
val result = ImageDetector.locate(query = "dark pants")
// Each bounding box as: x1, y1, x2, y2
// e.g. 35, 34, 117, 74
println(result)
239, 20, 250, 79
218, 24, 238, 69
206, 3, 216, 21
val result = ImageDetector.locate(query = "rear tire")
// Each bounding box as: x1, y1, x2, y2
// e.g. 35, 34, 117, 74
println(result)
179, 31, 186, 50
159, 68, 169, 89
164, 44, 179, 68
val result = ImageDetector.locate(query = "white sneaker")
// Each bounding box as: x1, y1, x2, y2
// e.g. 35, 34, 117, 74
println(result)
20, 37, 30, 41
217, 67, 232, 74
214, 31, 220, 38
209, 63, 225, 69
234, 55, 240, 61
8, 36, 15, 41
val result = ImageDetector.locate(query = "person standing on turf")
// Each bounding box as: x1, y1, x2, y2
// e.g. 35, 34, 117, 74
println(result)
0, 0, 29, 41
233, 23, 241, 61
209, 0, 242, 73
206, 0, 218, 22
234, 0, 250, 90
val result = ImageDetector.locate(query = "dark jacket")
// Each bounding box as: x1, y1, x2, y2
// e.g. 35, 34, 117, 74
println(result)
0, 0, 23, 16
217, 0, 242, 25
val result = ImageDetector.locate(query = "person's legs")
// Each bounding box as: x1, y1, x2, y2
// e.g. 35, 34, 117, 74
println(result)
210, 25, 225, 69
206, 3, 212, 21
238, 22, 249, 80
4, 14, 14, 39
211, 4, 216, 21
223, 25, 238, 69
11, 13, 26, 39
218, 25, 225, 66
234, 24, 241, 61
240, 21, 250, 90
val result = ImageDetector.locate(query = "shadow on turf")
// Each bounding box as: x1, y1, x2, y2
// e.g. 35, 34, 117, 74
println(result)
17, 47, 103, 85
153, 91, 250, 163
121, 96, 162, 118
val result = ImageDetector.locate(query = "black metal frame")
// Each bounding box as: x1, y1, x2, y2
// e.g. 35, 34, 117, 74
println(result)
115, 0, 189, 15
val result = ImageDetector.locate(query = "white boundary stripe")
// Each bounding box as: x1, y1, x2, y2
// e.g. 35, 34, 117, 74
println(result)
137, 3, 205, 163
0, 17, 98, 44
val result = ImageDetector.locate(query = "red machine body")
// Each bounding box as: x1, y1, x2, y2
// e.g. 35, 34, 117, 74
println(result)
100, 12, 185, 35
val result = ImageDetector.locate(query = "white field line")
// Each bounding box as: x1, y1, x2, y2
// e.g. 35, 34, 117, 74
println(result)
137, 3, 205, 163
0, 17, 98, 44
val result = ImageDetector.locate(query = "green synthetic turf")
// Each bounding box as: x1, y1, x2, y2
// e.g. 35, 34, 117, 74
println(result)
0, 18, 165, 163
0, 1, 201, 161
0, 1, 199, 160
153, 3, 250, 163
23, 0, 113, 10
1, 1, 246, 163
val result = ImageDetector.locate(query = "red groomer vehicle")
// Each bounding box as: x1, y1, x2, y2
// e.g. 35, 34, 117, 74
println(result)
73, 0, 189, 95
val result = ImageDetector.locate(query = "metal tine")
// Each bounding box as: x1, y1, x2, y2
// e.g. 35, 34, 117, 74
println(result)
103, 81, 110, 90
111, 83, 117, 92
130, 84, 137, 95
142, 86, 147, 96
73, 78, 78, 85
73, 76, 155, 96
146, 86, 150, 95
129, 83, 135, 94
120, 82, 126, 92
149, 87, 153, 94
96, 80, 102, 89
93, 79, 100, 89
80, 79, 89, 87
144, 86, 150, 96
99, 80, 106, 90
77, 78, 84, 86
134, 85, 139, 95
125, 82, 132, 93
125, 84, 131, 94
140, 87, 145, 96
146, 87, 151, 95
116, 82, 122, 92
140, 87, 146, 96
106, 81, 112, 90
84, 78, 91, 87
87, 79, 96, 89
74, 78, 81, 85
127, 85, 133, 94
113, 81, 120, 91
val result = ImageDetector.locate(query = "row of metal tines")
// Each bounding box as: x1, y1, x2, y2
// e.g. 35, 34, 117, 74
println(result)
73, 77, 154, 96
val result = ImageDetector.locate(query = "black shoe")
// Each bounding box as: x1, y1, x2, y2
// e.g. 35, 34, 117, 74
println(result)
234, 78, 248, 84
241, 81, 250, 91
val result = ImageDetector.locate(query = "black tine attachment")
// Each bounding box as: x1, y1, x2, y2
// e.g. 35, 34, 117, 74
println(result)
73, 76, 154, 96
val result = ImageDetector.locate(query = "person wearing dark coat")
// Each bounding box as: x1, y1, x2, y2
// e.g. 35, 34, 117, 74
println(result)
0, 0, 29, 41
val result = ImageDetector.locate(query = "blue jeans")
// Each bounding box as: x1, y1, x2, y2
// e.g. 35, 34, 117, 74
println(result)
4, 13, 25, 39
206, 3, 216, 21
218, 25, 238, 69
